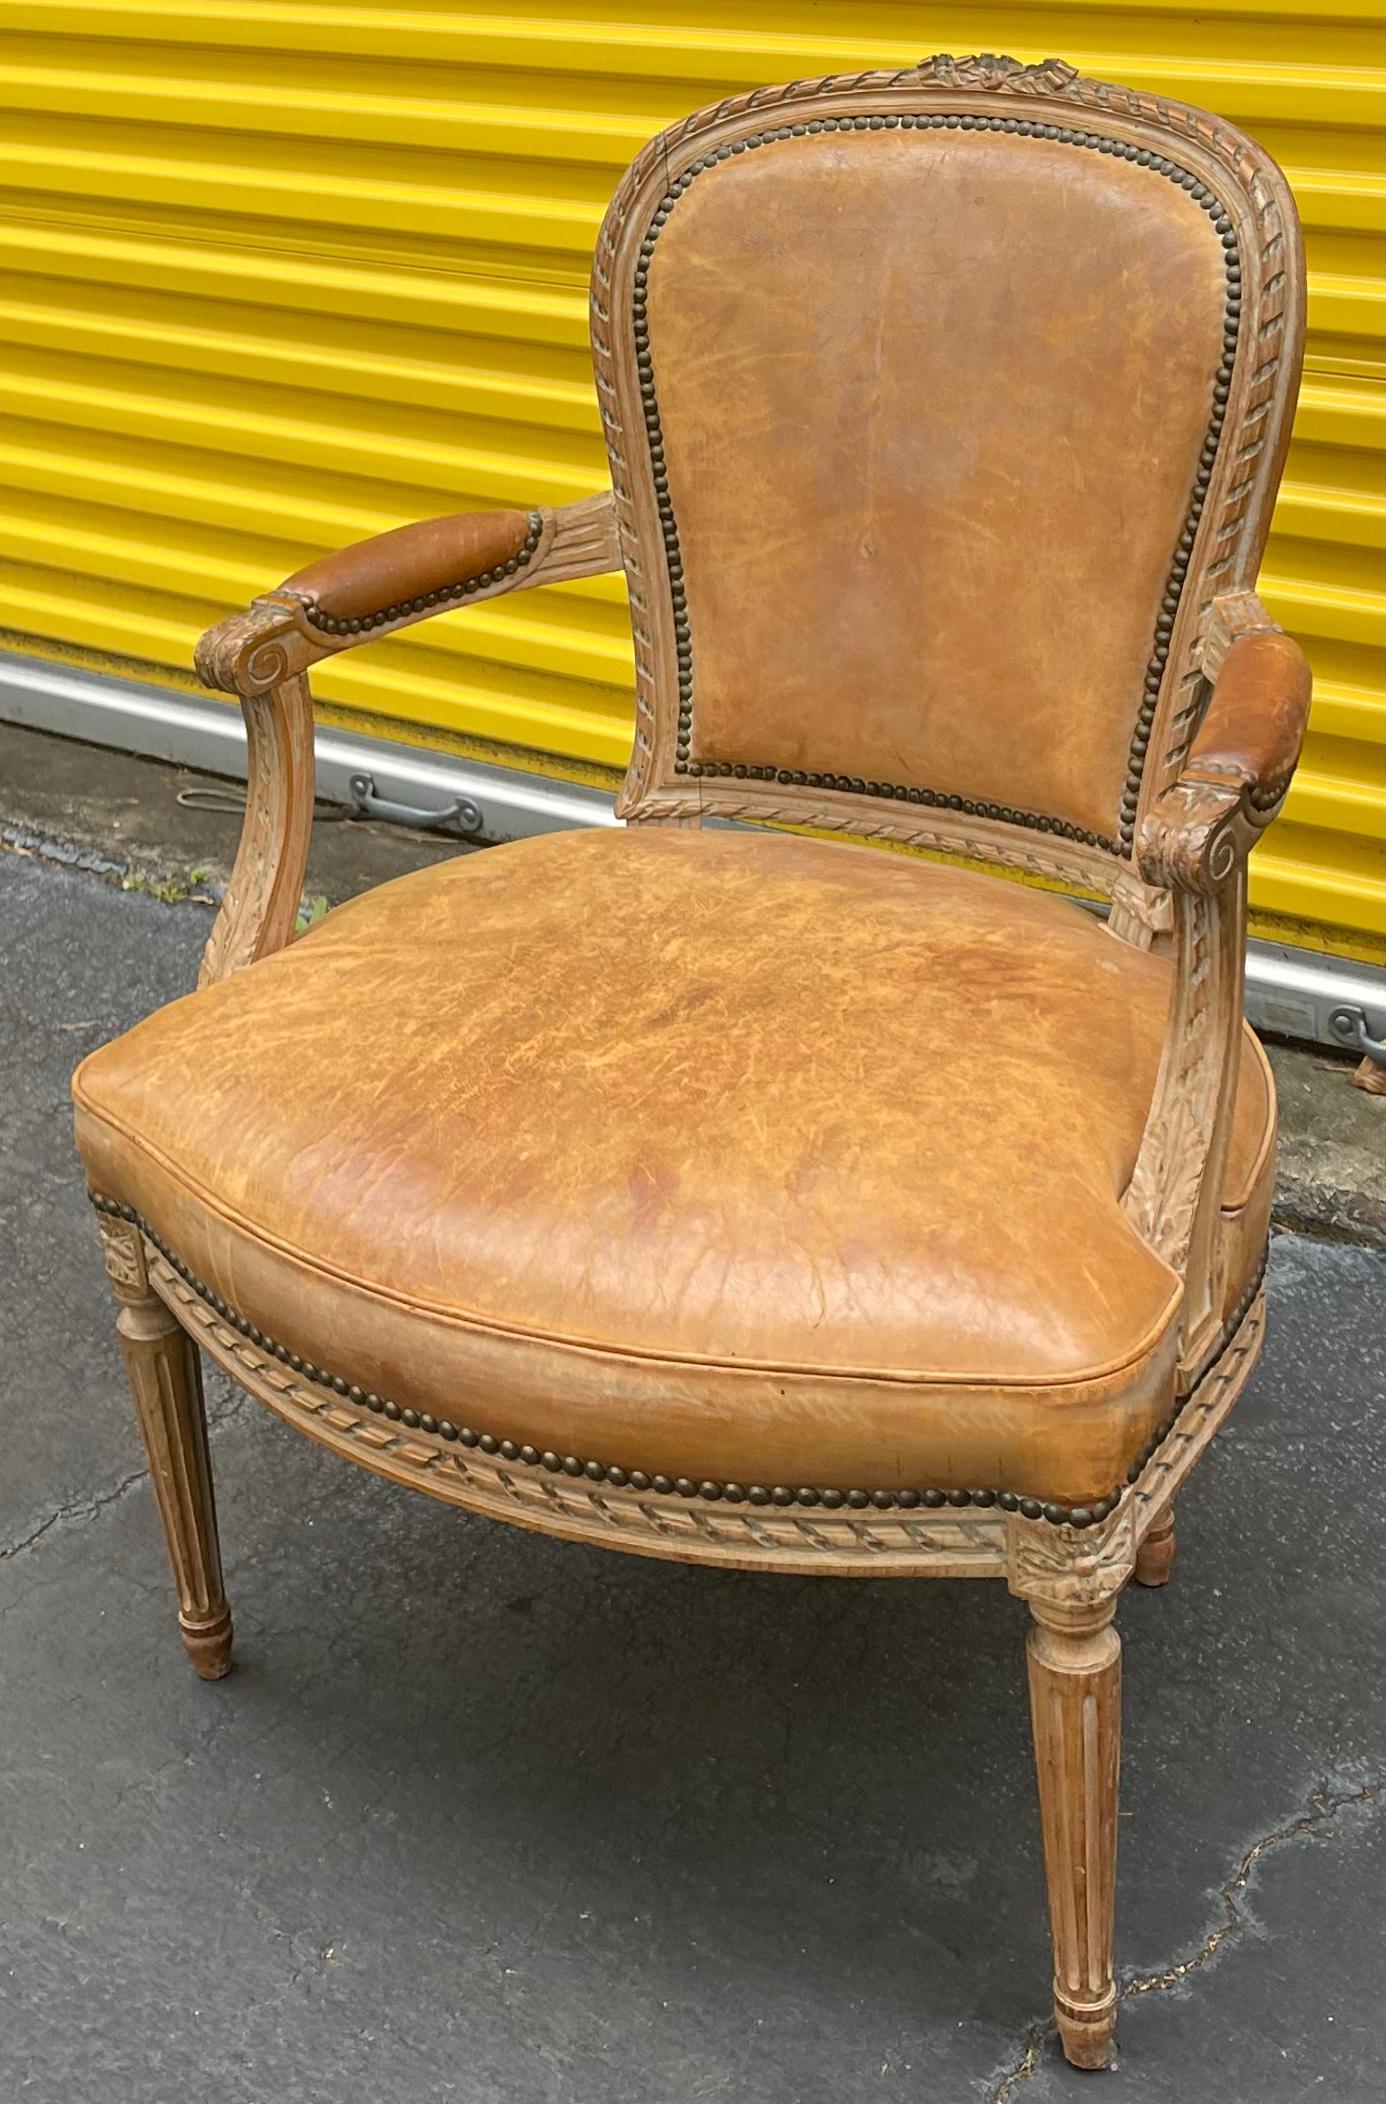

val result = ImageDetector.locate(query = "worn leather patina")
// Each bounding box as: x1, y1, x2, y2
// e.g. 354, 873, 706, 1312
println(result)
281, 508, 539, 627
1181, 629, 1313, 809
75, 829, 1275, 1506
643, 132, 1228, 847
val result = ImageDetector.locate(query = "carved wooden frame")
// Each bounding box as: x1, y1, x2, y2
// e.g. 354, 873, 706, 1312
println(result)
121, 54, 1308, 2073
121, 1225, 1260, 1586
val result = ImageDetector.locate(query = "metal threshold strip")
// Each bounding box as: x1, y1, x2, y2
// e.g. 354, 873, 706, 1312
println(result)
2, 650, 1382, 1057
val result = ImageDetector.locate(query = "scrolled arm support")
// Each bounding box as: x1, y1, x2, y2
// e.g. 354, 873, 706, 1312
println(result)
1125, 605, 1310, 1375
192, 491, 622, 983
1136, 776, 1254, 897
194, 600, 308, 701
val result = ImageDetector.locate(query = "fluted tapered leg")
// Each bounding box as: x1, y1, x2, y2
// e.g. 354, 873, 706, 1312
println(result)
99, 1215, 232, 1679
1027, 1597, 1121, 2068
1134, 1507, 1176, 1587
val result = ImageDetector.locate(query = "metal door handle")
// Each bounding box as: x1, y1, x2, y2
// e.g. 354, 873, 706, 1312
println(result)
1328, 1005, 1386, 1070
347, 771, 483, 837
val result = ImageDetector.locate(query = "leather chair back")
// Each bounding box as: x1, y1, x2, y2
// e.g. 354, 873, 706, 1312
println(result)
596, 55, 1304, 900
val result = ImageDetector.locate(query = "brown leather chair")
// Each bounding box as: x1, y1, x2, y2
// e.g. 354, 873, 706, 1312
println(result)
73, 54, 1309, 2070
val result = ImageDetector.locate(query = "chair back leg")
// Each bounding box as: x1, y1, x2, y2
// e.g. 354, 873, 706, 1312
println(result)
1134, 1506, 1177, 1587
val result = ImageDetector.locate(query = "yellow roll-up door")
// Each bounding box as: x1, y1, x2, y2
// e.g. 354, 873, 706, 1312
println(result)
0, 3, 1381, 954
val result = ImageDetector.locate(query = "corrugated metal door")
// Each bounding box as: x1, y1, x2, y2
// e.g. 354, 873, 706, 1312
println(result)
1, 3, 1381, 954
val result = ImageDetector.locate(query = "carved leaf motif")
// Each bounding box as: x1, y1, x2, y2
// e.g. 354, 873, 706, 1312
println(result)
98, 1216, 145, 1290
623, 791, 1094, 885
1137, 778, 1251, 896
1008, 1504, 1137, 1607
1123, 880, 1235, 1266
1131, 1289, 1264, 1527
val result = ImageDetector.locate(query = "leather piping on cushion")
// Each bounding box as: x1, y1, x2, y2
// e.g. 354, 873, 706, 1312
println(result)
91, 1193, 1264, 1527
77, 1119, 1187, 1508
71, 825, 1274, 1504
73, 1070, 1273, 1504
85, 1027, 1271, 1320
77, 1098, 1183, 1391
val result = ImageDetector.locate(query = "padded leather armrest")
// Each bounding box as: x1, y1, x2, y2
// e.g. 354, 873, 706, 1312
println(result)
1136, 624, 1310, 894
1180, 629, 1311, 812
279, 508, 543, 633
194, 491, 621, 698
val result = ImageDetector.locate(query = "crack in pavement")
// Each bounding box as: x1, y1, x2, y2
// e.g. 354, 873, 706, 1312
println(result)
0, 1463, 150, 1563
987, 1773, 1386, 2101
990, 2016, 1056, 2104
0, 1381, 252, 1568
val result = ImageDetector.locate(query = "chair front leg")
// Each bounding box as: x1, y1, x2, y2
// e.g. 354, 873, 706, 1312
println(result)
97, 1213, 233, 1679
1009, 1509, 1135, 2069
1026, 1593, 1122, 2067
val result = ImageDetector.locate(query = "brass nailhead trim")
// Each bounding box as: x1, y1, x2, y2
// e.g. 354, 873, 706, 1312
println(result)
92, 1195, 1262, 1529
1248, 769, 1294, 814
299, 512, 545, 636
634, 116, 1241, 857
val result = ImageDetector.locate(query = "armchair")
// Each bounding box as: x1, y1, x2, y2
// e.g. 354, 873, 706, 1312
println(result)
73, 55, 1309, 2072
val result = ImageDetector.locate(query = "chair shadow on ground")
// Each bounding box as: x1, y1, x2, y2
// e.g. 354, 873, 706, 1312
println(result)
209, 1388, 1055, 2032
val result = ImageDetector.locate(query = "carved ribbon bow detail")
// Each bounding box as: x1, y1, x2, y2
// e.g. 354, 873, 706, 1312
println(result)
917, 54, 1080, 93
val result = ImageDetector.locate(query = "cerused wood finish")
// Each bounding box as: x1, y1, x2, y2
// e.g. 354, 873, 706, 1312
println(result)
77, 55, 1309, 2074
97, 1212, 232, 1679
1027, 1595, 1123, 2067
1134, 1508, 1178, 1587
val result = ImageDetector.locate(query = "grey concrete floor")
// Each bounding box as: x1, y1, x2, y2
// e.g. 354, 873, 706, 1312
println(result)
3, 849, 1384, 2104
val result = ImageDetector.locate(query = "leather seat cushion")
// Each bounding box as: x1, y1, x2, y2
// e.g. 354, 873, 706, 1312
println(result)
73, 828, 1273, 1506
